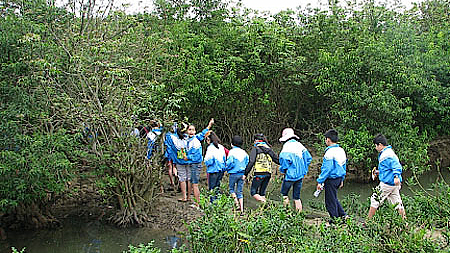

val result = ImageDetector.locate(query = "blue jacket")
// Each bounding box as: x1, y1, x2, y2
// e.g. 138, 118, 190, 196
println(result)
186, 128, 209, 164
378, 146, 403, 186
164, 131, 177, 161
226, 147, 249, 175
146, 127, 163, 159
317, 144, 347, 184
169, 133, 188, 165
204, 143, 226, 173
279, 140, 312, 181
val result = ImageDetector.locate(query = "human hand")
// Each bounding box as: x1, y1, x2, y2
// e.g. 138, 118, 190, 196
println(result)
371, 167, 379, 180
242, 175, 246, 180
316, 184, 323, 191
207, 118, 214, 129
339, 181, 344, 188
394, 176, 401, 186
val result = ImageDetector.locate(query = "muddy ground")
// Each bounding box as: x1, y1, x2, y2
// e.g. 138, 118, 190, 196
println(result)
50, 170, 207, 233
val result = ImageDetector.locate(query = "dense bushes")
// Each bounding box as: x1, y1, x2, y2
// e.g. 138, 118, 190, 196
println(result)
1, 0, 450, 228
151, 0, 450, 179
0, 131, 78, 227
182, 192, 446, 252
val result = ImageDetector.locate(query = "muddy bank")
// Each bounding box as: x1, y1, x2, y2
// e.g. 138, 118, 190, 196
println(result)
52, 173, 203, 232
429, 137, 450, 169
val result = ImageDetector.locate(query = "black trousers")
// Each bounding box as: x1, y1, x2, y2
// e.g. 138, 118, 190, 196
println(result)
324, 177, 347, 219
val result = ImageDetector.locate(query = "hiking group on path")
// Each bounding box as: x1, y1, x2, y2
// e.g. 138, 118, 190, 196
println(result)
141, 118, 406, 222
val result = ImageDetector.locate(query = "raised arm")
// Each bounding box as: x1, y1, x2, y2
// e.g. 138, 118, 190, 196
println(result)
195, 118, 214, 141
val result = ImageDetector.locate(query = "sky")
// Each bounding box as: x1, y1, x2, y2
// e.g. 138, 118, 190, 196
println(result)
120, 0, 424, 14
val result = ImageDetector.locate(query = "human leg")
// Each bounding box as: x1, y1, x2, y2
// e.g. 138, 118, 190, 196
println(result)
167, 160, 176, 189
173, 165, 180, 192
229, 174, 240, 207
209, 172, 220, 190
368, 206, 377, 219
334, 179, 346, 217
179, 181, 187, 201
217, 171, 224, 187
258, 175, 271, 202
190, 163, 202, 204
238, 198, 244, 212
250, 176, 266, 202
187, 182, 192, 201
336, 199, 346, 217
177, 164, 190, 202
324, 178, 340, 218
209, 172, 221, 202
236, 177, 244, 211
280, 179, 293, 207
192, 184, 199, 204
368, 182, 393, 219
387, 185, 406, 219
292, 179, 303, 212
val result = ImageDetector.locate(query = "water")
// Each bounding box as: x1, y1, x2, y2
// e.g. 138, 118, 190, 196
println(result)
0, 218, 175, 253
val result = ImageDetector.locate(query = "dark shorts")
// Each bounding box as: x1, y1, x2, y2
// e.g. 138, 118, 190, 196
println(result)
280, 178, 303, 200
208, 172, 224, 190
250, 174, 271, 196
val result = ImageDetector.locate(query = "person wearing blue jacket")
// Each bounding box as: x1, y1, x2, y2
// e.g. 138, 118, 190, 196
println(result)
316, 129, 348, 220
170, 123, 190, 202
226, 135, 249, 212
368, 134, 406, 219
204, 131, 226, 203
185, 118, 214, 206
146, 120, 163, 160
164, 123, 179, 192
279, 128, 312, 212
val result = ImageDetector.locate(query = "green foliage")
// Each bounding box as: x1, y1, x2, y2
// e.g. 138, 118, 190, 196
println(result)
2, 0, 450, 229
184, 193, 444, 252
309, 1, 447, 175
11, 247, 26, 253
0, 131, 77, 212
189, 194, 309, 252
404, 181, 450, 230
124, 241, 161, 253
362, 206, 441, 252
149, 0, 449, 177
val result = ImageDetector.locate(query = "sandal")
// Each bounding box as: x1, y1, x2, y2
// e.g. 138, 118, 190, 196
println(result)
177, 198, 188, 202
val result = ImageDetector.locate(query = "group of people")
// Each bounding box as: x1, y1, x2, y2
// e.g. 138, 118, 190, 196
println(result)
142, 118, 406, 221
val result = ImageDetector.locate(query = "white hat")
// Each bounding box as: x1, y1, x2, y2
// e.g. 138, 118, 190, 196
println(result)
279, 128, 299, 142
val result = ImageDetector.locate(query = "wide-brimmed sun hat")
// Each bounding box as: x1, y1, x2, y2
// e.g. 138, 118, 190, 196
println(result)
279, 128, 299, 142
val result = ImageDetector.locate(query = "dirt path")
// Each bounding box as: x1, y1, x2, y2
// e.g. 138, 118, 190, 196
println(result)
146, 193, 204, 232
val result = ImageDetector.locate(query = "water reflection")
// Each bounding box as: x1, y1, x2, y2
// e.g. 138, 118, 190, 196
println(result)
1, 218, 174, 253
166, 235, 180, 249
